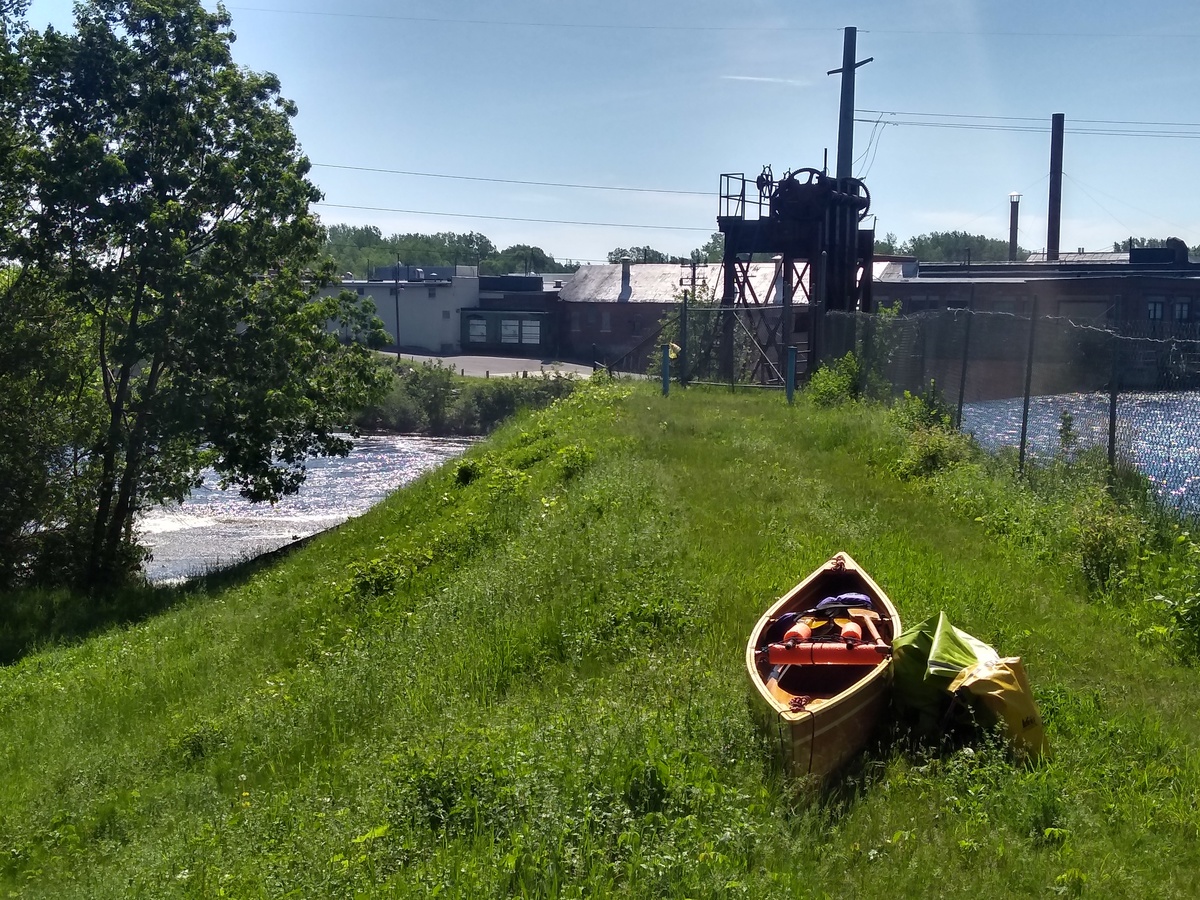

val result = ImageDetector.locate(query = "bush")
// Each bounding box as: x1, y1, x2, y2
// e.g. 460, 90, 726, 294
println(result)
1074, 498, 1141, 593
892, 425, 974, 480
354, 365, 578, 435
806, 352, 861, 407
888, 381, 954, 432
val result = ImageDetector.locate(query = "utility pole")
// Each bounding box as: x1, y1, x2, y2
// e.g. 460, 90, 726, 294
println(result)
679, 260, 705, 385
394, 252, 401, 361
828, 26, 873, 181
826, 26, 872, 313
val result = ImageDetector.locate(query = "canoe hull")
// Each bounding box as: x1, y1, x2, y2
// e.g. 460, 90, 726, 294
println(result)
746, 552, 901, 779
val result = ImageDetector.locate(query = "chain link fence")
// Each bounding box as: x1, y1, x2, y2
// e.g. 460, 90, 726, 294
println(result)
817, 308, 1200, 514
613, 303, 800, 388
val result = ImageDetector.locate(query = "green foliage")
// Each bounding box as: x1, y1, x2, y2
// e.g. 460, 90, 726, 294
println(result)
0, 1, 389, 588
806, 352, 862, 406
884, 381, 974, 480
477, 243, 579, 276
606, 233, 723, 267
356, 362, 578, 436
888, 381, 954, 431
891, 425, 974, 480
322, 226, 580, 278
875, 230, 1030, 262
695, 232, 725, 263
12, 384, 1200, 896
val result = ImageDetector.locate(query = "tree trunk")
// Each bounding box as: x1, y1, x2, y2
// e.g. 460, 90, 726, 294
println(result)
86, 275, 147, 590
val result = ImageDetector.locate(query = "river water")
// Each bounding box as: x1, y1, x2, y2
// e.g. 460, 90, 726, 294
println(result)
139, 435, 473, 583
963, 390, 1200, 512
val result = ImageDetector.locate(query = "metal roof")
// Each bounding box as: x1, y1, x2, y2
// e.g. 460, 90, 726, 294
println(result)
558, 262, 789, 304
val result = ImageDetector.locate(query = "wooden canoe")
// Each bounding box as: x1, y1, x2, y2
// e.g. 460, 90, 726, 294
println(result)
745, 551, 901, 778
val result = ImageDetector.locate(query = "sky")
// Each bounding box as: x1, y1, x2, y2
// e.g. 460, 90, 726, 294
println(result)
22, 0, 1200, 264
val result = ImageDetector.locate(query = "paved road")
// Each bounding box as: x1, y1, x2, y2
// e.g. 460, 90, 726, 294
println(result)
393, 353, 594, 379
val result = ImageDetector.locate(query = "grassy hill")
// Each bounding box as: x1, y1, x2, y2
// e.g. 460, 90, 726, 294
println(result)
4, 378, 1200, 897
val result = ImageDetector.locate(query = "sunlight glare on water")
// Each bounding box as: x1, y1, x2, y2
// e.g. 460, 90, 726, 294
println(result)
139, 435, 473, 582
963, 390, 1200, 514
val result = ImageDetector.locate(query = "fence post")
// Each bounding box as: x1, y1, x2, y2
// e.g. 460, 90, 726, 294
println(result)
787, 345, 797, 404
955, 297, 974, 429
1018, 298, 1039, 473
661, 345, 670, 396
1108, 331, 1120, 474
812, 250, 828, 375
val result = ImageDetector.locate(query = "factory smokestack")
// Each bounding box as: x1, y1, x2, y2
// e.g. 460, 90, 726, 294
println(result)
1009, 193, 1021, 261
1047, 113, 1065, 262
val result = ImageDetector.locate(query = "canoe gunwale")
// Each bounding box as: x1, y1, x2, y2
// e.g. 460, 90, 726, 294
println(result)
745, 551, 902, 776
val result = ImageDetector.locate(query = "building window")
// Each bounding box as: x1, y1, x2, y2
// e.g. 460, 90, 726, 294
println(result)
631, 317, 642, 336
1176, 301, 1191, 322
428, 285, 437, 298
468, 318, 486, 343
601, 311, 611, 333
571, 311, 581, 333
356, 286, 365, 296
1148, 299, 1164, 320
521, 320, 541, 344
500, 320, 519, 343
442, 310, 451, 320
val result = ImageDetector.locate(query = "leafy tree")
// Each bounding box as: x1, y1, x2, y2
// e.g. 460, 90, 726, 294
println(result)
1113, 237, 1168, 251
606, 235, 722, 266
872, 231, 1028, 262
480, 244, 576, 276
0, 268, 105, 588
693, 232, 724, 263
874, 232, 900, 255
322, 229, 579, 278
1112, 237, 1199, 256
607, 246, 685, 265
14, 0, 387, 588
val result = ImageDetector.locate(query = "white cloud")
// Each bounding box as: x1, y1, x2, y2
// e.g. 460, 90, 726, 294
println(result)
720, 75, 811, 88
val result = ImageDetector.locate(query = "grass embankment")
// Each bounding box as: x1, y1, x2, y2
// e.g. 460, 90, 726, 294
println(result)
3, 380, 1200, 897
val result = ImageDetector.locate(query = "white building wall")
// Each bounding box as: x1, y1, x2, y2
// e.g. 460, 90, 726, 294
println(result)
321, 277, 480, 354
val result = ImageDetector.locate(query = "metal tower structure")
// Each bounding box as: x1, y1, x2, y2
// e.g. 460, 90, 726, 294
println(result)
716, 166, 875, 381
714, 27, 875, 382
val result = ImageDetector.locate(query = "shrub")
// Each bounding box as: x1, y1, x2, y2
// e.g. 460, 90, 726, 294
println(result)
806, 352, 861, 407
892, 425, 974, 480
888, 380, 954, 432
354, 366, 578, 436
1074, 498, 1141, 593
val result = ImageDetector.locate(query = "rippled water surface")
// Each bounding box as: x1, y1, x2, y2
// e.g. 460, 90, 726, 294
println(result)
139, 435, 473, 582
963, 390, 1200, 512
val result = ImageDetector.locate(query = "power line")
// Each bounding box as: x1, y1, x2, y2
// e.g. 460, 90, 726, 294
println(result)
228, 8, 1200, 38
311, 163, 712, 197
313, 202, 712, 232
228, 7, 836, 32
858, 108, 1200, 129
855, 118, 1200, 139
1063, 172, 1189, 234
950, 173, 1049, 234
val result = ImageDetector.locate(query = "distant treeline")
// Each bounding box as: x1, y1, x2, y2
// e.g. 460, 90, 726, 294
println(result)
325, 226, 580, 278
875, 231, 1200, 262
874, 231, 1030, 262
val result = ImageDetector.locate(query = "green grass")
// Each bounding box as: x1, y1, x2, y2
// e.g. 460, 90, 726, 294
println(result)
4, 379, 1200, 897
